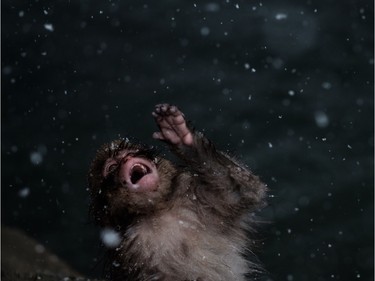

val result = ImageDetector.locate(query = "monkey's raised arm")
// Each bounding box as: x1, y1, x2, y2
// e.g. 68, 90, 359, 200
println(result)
152, 104, 266, 211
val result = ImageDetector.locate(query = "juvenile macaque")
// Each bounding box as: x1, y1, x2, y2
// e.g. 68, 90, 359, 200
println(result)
88, 104, 267, 281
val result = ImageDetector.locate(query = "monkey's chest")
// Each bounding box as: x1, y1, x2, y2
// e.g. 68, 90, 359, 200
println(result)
132, 212, 247, 281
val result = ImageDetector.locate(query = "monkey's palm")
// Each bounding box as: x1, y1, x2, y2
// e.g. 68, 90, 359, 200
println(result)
152, 104, 193, 146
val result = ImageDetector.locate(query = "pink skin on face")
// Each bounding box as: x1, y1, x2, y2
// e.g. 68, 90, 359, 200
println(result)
103, 152, 160, 192
118, 156, 159, 192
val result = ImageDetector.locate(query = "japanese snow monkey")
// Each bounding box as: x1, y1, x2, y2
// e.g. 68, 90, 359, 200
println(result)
88, 104, 267, 281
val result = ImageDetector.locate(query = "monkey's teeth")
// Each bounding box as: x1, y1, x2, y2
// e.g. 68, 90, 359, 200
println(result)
130, 163, 150, 184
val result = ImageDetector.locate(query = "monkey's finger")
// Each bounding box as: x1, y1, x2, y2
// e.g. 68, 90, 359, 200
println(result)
155, 129, 182, 145
155, 117, 174, 132
163, 112, 189, 133
154, 104, 183, 119
154, 104, 164, 115
168, 105, 179, 115
154, 104, 167, 114
153, 110, 175, 131
152, 132, 166, 140
161, 104, 183, 118
152, 111, 163, 120
176, 125, 193, 146
152, 112, 171, 127
155, 103, 169, 109
154, 103, 175, 116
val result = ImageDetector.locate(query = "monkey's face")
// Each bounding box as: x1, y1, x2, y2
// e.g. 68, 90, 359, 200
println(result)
89, 140, 176, 225
103, 149, 160, 193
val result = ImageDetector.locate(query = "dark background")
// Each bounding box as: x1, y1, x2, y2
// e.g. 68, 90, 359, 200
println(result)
2, 0, 374, 280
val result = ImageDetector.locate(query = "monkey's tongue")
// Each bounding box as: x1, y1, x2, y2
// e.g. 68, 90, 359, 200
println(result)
123, 157, 159, 192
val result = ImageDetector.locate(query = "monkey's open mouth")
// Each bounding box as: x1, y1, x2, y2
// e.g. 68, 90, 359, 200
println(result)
130, 163, 151, 184
120, 157, 160, 192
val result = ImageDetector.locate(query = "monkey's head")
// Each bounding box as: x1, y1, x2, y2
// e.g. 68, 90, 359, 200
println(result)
88, 139, 176, 227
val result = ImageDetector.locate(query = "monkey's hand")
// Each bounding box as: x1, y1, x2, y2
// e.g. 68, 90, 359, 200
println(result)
153, 103, 266, 213
152, 104, 194, 146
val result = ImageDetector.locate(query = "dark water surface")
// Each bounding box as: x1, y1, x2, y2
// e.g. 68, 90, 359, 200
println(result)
2, 0, 373, 280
